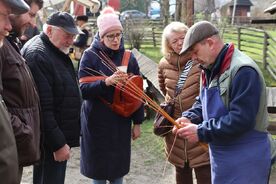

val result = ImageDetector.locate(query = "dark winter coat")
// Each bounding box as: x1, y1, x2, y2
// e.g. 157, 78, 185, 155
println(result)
158, 52, 210, 168
0, 95, 18, 183
0, 38, 40, 166
78, 34, 144, 180
21, 33, 81, 152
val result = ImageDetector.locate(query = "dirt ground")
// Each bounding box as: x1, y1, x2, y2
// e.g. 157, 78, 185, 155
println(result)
21, 146, 276, 184
21, 146, 176, 184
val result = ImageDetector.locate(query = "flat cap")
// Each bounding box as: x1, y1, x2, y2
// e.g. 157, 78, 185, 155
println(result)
47, 11, 82, 35
3, 0, 30, 14
180, 21, 219, 55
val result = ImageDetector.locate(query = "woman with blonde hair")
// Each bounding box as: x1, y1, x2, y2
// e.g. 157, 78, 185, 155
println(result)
157, 21, 211, 184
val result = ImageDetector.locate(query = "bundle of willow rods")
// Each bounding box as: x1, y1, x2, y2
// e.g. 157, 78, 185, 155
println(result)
81, 51, 208, 150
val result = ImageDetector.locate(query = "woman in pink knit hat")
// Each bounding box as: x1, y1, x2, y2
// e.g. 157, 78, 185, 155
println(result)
78, 6, 144, 184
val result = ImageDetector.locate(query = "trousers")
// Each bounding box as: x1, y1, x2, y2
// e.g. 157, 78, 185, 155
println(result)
175, 163, 211, 184
33, 148, 67, 184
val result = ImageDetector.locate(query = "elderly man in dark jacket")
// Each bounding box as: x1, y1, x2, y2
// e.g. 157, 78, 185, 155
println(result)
0, 0, 43, 182
21, 11, 82, 184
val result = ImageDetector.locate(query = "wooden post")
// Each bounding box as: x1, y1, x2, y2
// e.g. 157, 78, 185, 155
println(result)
152, 27, 156, 47
62, 0, 72, 12
263, 32, 269, 69
237, 27, 241, 50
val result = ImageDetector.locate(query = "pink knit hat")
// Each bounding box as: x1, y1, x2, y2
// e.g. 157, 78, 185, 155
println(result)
97, 6, 123, 38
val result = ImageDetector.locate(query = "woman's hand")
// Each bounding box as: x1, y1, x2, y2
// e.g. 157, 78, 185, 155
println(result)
132, 124, 141, 140
105, 71, 128, 86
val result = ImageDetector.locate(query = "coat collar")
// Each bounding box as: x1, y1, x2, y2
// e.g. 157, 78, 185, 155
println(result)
165, 52, 191, 68
40, 32, 70, 58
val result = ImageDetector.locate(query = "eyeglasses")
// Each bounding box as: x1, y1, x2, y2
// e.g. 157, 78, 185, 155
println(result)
105, 32, 122, 41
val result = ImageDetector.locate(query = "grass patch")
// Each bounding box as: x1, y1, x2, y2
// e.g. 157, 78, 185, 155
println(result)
133, 119, 165, 161
139, 45, 162, 64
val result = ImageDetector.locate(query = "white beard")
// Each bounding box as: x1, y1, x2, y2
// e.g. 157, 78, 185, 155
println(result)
0, 40, 3, 48
60, 47, 70, 54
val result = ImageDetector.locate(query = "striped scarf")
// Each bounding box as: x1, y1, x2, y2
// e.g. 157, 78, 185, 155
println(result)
175, 60, 193, 94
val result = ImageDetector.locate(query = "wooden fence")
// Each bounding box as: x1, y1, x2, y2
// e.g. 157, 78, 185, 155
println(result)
123, 21, 276, 81
218, 26, 276, 80
122, 19, 163, 48
91, 18, 276, 81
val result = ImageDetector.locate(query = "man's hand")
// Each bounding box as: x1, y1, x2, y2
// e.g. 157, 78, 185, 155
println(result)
53, 144, 70, 162
172, 117, 199, 143
132, 124, 141, 140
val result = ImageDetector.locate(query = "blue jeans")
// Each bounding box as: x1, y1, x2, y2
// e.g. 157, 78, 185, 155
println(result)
92, 177, 123, 184
33, 148, 67, 184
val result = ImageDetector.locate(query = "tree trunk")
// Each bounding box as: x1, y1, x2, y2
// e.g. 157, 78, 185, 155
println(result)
161, 0, 170, 27
175, 0, 182, 21
144, 0, 151, 18
186, 0, 194, 27
207, 0, 215, 13
180, 0, 186, 23
178, 0, 194, 27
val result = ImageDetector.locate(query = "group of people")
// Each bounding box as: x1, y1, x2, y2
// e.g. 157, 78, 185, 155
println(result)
159, 20, 276, 184
0, 0, 83, 183
0, 1, 142, 184
0, 0, 275, 184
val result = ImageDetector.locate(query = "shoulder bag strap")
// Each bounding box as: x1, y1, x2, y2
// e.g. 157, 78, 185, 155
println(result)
121, 50, 131, 66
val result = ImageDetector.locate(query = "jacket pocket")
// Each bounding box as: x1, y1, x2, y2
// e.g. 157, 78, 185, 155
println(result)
9, 107, 40, 166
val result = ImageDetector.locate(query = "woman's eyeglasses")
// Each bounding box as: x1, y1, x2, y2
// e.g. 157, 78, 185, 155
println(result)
105, 32, 123, 41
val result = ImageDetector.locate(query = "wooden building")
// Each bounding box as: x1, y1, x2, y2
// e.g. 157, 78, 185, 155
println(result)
228, 0, 253, 24
251, 1, 276, 25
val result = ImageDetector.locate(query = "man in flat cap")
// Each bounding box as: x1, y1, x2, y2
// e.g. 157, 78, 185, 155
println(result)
173, 21, 276, 183
0, 0, 43, 182
0, 0, 29, 183
21, 11, 82, 184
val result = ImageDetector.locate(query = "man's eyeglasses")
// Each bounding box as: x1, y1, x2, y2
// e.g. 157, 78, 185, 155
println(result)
105, 32, 122, 41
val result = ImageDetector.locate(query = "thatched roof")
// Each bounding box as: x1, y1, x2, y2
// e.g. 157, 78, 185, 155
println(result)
264, 1, 276, 14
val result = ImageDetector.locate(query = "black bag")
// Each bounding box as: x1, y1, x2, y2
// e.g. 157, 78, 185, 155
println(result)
153, 101, 174, 137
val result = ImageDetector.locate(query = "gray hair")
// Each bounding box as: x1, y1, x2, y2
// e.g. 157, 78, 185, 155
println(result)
42, 24, 61, 34
161, 22, 188, 56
